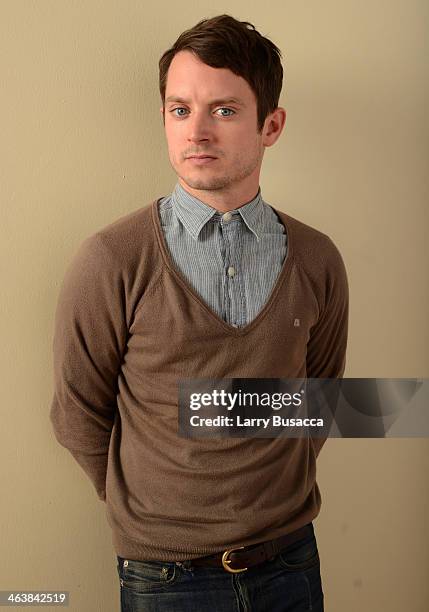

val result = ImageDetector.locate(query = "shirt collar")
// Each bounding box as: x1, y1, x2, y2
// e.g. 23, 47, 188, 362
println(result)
171, 181, 265, 242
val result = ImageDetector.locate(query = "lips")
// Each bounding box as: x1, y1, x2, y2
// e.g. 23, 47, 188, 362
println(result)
186, 155, 218, 166
187, 155, 216, 159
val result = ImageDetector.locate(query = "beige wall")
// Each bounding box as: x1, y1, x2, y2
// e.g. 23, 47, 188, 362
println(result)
1, 1, 428, 610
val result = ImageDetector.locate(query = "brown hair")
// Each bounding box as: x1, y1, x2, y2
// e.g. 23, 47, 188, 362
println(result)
159, 14, 284, 133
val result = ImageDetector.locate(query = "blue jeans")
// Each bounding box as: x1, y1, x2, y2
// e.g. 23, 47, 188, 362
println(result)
116, 524, 324, 611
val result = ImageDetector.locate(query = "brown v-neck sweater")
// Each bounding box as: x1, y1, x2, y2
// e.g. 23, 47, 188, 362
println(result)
49, 198, 349, 561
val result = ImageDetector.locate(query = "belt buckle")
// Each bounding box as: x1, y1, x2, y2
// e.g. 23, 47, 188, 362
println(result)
221, 546, 248, 573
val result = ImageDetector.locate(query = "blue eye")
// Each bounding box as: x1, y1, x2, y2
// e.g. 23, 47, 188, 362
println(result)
216, 108, 235, 117
171, 108, 187, 117
169, 107, 236, 118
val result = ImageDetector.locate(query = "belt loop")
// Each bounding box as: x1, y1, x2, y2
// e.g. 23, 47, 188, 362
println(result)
176, 559, 193, 570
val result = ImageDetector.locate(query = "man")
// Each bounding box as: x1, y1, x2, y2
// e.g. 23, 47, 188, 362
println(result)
50, 13, 348, 612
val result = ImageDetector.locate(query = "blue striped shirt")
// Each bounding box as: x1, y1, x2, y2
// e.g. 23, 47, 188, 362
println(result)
158, 182, 288, 328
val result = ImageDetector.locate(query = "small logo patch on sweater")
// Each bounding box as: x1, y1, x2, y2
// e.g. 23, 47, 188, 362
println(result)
294, 318, 300, 327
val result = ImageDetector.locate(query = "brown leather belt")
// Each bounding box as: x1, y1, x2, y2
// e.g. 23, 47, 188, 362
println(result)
186, 523, 313, 573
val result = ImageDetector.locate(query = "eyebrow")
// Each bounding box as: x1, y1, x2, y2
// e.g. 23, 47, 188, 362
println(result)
165, 96, 246, 107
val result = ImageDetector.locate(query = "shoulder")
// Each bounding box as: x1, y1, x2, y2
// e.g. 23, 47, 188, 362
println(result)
61, 200, 161, 302
274, 207, 347, 279
74, 200, 157, 269
93, 200, 155, 251
57, 200, 161, 325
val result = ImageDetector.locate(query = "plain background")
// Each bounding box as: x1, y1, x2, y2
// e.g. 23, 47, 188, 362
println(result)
1, 1, 428, 611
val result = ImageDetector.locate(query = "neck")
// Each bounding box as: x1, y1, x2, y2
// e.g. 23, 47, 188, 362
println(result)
178, 179, 260, 212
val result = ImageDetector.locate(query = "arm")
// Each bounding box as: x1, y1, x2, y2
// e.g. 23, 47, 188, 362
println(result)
306, 238, 349, 457
49, 234, 128, 501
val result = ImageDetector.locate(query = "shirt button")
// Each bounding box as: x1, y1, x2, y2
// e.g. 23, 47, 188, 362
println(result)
227, 266, 235, 277
223, 211, 233, 222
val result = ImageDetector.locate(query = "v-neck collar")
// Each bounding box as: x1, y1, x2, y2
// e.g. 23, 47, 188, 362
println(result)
151, 198, 294, 337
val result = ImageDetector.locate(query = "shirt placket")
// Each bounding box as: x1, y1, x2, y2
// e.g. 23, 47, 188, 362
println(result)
220, 212, 246, 328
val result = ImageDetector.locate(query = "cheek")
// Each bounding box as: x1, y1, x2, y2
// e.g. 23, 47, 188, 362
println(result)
229, 136, 258, 160
232, 128, 258, 150
166, 136, 180, 156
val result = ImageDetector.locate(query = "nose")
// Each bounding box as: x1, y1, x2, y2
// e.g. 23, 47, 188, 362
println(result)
186, 111, 213, 144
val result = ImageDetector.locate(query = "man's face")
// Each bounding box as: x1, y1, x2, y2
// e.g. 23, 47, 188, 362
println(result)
160, 50, 281, 197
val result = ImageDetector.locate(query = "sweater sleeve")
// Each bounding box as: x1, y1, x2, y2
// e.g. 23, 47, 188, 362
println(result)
49, 234, 128, 501
306, 237, 349, 457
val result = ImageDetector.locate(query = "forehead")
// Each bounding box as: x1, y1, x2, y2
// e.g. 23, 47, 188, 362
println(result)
165, 50, 253, 102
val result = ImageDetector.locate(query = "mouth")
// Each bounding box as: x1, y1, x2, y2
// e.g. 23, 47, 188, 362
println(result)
186, 155, 218, 165
187, 155, 217, 159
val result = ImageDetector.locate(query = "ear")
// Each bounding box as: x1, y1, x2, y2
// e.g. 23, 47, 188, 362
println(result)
263, 107, 286, 147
